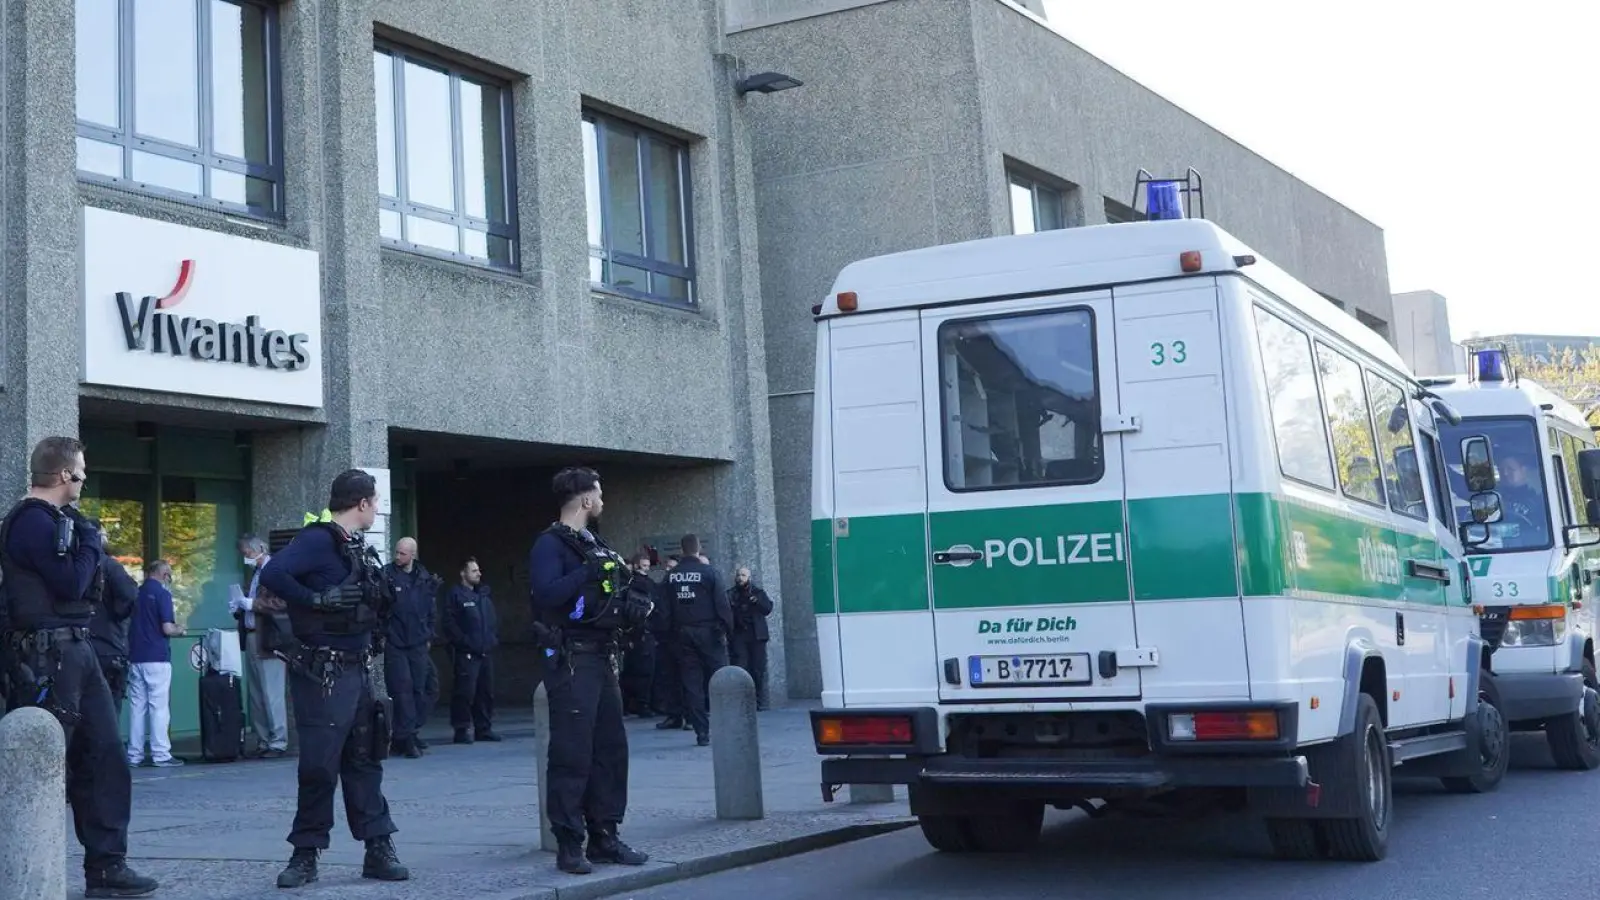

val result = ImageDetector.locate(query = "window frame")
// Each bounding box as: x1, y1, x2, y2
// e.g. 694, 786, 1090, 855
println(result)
1438, 414, 1556, 555
1251, 304, 1338, 492
583, 110, 698, 308
1419, 430, 1456, 531
1006, 170, 1065, 235
935, 304, 1106, 495
374, 40, 520, 271
75, 0, 287, 220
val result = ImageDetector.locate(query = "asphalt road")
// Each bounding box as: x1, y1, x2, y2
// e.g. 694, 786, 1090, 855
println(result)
612, 733, 1591, 900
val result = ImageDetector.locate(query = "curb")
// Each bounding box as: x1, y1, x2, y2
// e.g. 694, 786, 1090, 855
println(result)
495, 818, 917, 900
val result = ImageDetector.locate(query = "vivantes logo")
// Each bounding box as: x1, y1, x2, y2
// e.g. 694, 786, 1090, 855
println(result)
115, 260, 312, 371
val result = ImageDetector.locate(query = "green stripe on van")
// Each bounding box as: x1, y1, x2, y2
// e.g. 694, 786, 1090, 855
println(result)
811, 518, 836, 615
813, 492, 1447, 614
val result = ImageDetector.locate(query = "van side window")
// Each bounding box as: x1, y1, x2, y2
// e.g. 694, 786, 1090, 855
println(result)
937, 307, 1102, 490
1252, 307, 1336, 490
1364, 372, 1426, 520
1419, 431, 1454, 530
1313, 342, 1385, 507
1559, 431, 1586, 525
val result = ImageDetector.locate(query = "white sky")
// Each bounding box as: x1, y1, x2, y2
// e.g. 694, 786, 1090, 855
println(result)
1040, 0, 1599, 340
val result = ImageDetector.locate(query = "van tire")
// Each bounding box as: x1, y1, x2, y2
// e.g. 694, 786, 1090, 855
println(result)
965, 803, 1045, 852
1441, 670, 1510, 794
1319, 694, 1391, 862
1264, 818, 1322, 860
917, 815, 974, 853
1546, 660, 1600, 771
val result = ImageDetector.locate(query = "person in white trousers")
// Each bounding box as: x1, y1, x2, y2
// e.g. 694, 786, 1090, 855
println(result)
235, 534, 289, 758
126, 559, 185, 767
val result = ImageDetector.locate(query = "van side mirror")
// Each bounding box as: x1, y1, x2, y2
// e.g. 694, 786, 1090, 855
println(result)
1469, 491, 1503, 524
1460, 522, 1491, 549
1393, 447, 1426, 506
1564, 524, 1600, 549
1578, 448, 1600, 502
1462, 437, 1497, 493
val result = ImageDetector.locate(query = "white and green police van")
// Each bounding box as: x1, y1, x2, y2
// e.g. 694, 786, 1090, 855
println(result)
1423, 350, 1600, 768
806, 184, 1511, 863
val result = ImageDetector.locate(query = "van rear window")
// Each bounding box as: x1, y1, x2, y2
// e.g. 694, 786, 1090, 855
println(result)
937, 307, 1102, 491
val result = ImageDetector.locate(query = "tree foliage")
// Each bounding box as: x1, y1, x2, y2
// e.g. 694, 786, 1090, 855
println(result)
1510, 346, 1600, 427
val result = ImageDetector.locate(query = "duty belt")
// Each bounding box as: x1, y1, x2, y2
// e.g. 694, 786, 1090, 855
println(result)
290, 644, 373, 696
6, 626, 89, 652
564, 637, 618, 655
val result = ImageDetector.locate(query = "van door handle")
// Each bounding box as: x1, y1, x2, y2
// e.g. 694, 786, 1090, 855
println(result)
1406, 559, 1451, 584
933, 550, 984, 565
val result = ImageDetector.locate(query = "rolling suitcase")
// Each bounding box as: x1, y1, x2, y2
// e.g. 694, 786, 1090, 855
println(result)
198, 671, 245, 762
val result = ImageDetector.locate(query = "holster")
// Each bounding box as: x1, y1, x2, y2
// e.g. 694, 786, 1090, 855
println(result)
370, 695, 391, 762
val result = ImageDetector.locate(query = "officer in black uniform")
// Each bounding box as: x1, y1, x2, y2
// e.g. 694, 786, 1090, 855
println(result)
666, 534, 731, 747
86, 520, 140, 707
258, 469, 408, 889
528, 466, 654, 875
0, 436, 158, 897
443, 556, 501, 743
381, 537, 440, 759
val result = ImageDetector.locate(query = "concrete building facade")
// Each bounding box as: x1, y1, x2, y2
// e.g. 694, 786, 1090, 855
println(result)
2, 0, 1397, 739
4, 0, 782, 740
727, 0, 1396, 696
1393, 290, 1468, 376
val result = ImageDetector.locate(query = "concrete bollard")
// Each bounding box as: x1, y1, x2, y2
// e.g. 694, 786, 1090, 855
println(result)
849, 783, 895, 804
709, 665, 764, 820
532, 682, 556, 851
0, 708, 67, 900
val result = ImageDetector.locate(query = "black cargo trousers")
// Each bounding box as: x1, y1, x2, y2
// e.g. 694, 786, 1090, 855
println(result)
675, 623, 729, 738
286, 648, 398, 849
8, 628, 131, 872
544, 640, 629, 843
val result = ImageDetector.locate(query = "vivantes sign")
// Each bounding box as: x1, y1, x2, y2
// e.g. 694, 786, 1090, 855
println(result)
82, 206, 324, 408
115, 259, 312, 371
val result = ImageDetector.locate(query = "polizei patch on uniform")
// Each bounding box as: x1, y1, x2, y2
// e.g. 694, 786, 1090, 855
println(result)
982, 533, 1125, 568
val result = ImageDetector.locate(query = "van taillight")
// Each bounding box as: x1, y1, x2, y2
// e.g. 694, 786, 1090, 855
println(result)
817, 715, 913, 746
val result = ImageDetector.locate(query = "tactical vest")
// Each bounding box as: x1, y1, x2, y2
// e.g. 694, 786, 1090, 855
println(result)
285, 523, 387, 640
540, 524, 632, 637
0, 498, 93, 629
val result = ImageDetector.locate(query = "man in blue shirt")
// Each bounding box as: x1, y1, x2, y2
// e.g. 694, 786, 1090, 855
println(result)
125, 560, 184, 768
528, 467, 653, 874
0, 436, 158, 896
443, 556, 500, 744
259, 469, 408, 889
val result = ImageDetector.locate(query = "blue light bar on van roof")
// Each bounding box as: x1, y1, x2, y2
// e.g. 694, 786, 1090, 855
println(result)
1474, 348, 1508, 382
1147, 181, 1184, 221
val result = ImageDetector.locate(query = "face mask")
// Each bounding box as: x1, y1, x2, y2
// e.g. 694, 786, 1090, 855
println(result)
243, 556, 257, 567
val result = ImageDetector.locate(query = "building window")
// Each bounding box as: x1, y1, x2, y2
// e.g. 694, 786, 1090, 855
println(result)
938, 307, 1103, 491
1007, 172, 1065, 234
583, 112, 695, 307
75, 0, 284, 217
374, 45, 517, 269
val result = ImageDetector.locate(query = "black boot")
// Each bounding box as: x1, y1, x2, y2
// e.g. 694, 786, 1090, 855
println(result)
275, 849, 319, 889
454, 729, 474, 744
655, 716, 683, 730
362, 836, 410, 881
557, 837, 593, 875
402, 738, 423, 759
476, 729, 503, 742
587, 826, 649, 866
84, 861, 159, 898
414, 735, 429, 750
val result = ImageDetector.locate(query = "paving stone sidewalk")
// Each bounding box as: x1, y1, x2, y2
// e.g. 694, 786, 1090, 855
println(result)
64, 704, 912, 900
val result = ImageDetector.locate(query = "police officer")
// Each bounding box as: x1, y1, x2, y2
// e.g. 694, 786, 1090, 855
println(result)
382, 536, 440, 758
258, 469, 408, 889
727, 566, 774, 711
617, 552, 656, 717
87, 520, 139, 708
649, 556, 689, 731
667, 534, 731, 747
0, 436, 158, 897
443, 556, 500, 743
528, 467, 653, 875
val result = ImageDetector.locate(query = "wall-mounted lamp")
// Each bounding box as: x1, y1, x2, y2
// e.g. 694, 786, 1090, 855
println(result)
735, 71, 803, 95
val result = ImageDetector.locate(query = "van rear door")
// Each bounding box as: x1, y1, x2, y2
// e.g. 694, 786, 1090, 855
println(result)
920, 290, 1138, 703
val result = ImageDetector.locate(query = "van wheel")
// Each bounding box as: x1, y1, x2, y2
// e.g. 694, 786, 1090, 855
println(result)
1264, 818, 1323, 860
1320, 694, 1392, 862
964, 803, 1045, 852
917, 815, 974, 853
1442, 671, 1510, 793
1546, 660, 1600, 771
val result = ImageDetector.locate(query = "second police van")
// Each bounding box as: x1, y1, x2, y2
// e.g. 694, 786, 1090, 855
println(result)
807, 175, 1512, 862
1425, 349, 1600, 768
